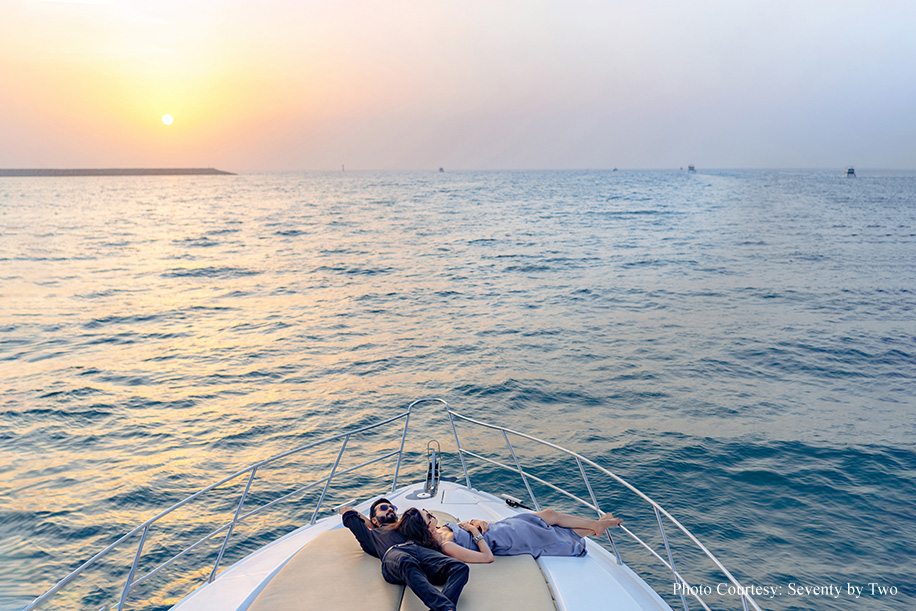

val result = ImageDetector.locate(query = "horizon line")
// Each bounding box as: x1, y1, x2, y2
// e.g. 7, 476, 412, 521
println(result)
4, 166, 912, 175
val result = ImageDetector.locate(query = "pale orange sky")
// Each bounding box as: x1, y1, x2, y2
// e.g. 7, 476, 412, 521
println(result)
2, 0, 915, 170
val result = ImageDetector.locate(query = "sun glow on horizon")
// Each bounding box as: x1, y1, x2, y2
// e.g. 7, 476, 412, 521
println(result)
161, 114, 174, 125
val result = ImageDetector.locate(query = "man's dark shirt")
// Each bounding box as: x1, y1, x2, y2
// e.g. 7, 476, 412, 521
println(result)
342, 510, 408, 558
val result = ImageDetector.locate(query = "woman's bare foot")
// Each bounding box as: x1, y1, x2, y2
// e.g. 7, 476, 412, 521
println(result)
593, 513, 623, 535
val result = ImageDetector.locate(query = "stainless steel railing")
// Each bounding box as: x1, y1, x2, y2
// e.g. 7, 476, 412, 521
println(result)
23, 409, 412, 611
24, 398, 761, 611
440, 401, 762, 611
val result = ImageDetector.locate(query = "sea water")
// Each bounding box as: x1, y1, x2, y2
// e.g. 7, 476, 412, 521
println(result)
1, 169, 913, 610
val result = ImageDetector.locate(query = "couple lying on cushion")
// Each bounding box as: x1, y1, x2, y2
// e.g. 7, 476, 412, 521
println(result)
340, 498, 622, 611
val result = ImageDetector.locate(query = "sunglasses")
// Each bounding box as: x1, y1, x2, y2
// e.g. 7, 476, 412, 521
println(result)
375, 503, 397, 514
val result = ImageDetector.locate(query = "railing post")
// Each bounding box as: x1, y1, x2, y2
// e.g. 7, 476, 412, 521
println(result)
311, 435, 349, 525
447, 410, 472, 489
117, 524, 151, 611
576, 457, 622, 565
503, 431, 540, 511
209, 467, 257, 583
392, 410, 412, 492
655, 506, 689, 611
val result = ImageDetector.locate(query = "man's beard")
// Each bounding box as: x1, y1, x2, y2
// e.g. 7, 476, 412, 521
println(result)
376, 512, 397, 525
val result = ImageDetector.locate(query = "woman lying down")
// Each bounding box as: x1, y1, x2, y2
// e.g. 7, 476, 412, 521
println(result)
395, 507, 623, 563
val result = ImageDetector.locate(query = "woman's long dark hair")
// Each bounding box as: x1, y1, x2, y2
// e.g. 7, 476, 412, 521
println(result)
395, 508, 440, 550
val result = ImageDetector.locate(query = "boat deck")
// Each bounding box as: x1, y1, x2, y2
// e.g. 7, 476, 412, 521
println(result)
172, 481, 672, 611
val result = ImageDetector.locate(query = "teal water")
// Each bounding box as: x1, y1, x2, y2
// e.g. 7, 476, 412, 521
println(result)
1, 170, 914, 610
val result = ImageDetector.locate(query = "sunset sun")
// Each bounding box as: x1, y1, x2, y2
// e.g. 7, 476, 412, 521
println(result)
161, 114, 174, 126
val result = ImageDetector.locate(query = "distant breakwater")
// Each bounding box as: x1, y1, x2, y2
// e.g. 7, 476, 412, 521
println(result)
0, 168, 236, 177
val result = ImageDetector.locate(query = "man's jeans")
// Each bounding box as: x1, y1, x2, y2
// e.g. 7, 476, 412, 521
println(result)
381, 543, 469, 611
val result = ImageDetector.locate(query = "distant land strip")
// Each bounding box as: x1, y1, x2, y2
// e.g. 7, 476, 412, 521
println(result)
0, 168, 236, 177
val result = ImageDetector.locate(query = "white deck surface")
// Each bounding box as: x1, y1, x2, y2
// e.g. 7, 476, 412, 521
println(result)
171, 481, 673, 611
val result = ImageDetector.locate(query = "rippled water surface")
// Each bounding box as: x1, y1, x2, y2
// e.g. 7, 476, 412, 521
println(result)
1, 170, 914, 610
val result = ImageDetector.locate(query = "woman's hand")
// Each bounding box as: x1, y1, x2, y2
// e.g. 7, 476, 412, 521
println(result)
468, 519, 489, 534
457, 521, 480, 535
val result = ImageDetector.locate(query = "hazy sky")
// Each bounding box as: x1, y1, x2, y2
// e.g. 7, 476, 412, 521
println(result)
1, 0, 914, 170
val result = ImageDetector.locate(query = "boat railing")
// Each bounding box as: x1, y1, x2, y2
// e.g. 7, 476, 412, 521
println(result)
438, 399, 762, 611
23, 408, 415, 611
25, 398, 761, 611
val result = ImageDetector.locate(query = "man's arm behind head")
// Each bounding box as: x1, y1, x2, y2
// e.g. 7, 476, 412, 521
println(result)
340, 506, 373, 527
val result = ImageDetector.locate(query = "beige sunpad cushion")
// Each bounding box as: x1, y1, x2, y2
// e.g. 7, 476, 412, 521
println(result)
246, 528, 404, 611
429, 510, 458, 524
399, 555, 557, 611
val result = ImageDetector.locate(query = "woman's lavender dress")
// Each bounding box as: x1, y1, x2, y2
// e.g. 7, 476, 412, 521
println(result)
446, 514, 587, 558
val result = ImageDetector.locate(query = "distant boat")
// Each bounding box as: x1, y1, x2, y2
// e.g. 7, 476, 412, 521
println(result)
846, 167, 856, 177
439, 167, 445, 173
687, 165, 696, 173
